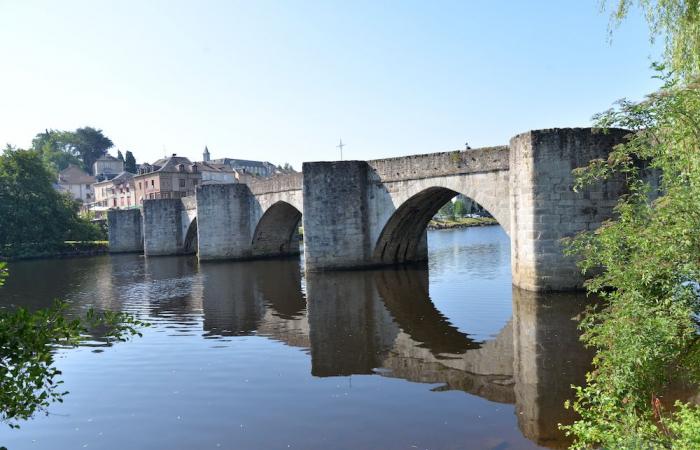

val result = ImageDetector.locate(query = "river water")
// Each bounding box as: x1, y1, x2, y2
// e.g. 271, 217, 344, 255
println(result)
0, 226, 591, 450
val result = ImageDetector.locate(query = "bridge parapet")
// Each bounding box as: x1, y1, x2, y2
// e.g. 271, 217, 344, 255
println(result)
367, 146, 509, 183
247, 173, 303, 195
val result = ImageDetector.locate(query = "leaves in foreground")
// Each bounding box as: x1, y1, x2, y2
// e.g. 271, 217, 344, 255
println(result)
0, 299, 148, 428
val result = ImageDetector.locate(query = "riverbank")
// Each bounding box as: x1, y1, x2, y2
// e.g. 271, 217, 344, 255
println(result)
428, 216, 498, 230
0, 241, 109, 261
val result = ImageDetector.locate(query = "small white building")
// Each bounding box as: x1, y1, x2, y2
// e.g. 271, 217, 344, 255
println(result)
93, 153, 124, 178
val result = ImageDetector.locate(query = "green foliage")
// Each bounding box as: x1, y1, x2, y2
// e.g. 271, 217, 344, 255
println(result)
73, 127, 113, 175
31, 130, 82, 173
0, 300, 147, 428
117, 150, 124, 162
124, 150, 137, 173
563, 71, 700, 448
437, 199, 455, 219
0, 241, 108, 260
29, 127, 113, 174
606, 0, 700, 79
453, 199, 466, 217
0, 149, 104, 250
0, 261, 147, 429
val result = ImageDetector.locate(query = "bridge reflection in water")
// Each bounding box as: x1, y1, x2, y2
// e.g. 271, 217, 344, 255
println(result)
2, 247, 591, 449
192, 258, 592, 449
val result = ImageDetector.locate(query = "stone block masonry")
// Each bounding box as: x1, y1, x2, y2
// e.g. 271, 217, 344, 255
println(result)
509, 128, 629, 291
107, 209, 143, 253
142, 198, 186, 256
197, 184, 254, 260
118, 127, 634, 292
303, 161, 372, 270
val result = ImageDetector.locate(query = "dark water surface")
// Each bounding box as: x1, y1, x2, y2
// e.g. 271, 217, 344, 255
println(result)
0, 227, 592, 450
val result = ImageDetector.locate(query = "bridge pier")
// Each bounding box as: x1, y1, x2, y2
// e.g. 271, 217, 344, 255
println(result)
301, 128, 629, 291
509, 128, 628, 291
107, 209, 143, 253
302, 161, 373, 270
122, 127, 630, 292
197, 184, 254, 260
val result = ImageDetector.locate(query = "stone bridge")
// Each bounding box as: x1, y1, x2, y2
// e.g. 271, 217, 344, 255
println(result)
109, 127, 629, 291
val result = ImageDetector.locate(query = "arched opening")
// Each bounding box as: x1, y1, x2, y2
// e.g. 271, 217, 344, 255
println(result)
251, 201, 302, 258
374, 187, 500, 265
183, 217, 198, 254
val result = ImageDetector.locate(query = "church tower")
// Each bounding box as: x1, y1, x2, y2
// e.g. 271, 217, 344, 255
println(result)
203, 146, 210, 162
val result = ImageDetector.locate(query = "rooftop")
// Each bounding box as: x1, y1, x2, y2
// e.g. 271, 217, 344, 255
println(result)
58, 164, 96, 184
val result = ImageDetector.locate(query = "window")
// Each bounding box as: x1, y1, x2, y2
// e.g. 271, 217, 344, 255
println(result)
149, 193, 154, 199
139, 182, 142, 189
179, 179, 186, 188
192, 179, 198, 186
151, 180, 155, 187
113, 199, 117, 207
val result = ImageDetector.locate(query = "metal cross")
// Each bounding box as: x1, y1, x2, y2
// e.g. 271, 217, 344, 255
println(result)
337, 139, 345, 160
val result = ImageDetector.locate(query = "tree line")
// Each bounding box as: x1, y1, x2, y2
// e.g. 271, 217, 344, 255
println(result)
32, 127, 137, 175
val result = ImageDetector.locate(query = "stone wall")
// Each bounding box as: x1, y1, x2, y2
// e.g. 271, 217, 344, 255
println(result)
248, 172, 303, 195
509, 128, 629, 291
142, 199, 185, 256
303, 161, 372, 270
367, 146, 509, 181
107, 209, 143, 253
197, 184, 253, 260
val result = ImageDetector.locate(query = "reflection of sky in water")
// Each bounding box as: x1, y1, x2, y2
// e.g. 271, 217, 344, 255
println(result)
428, 226, 512, 340
0, 226, 566, 450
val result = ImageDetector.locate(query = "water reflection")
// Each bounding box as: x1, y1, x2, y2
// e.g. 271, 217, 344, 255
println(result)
0, 229, 592, 449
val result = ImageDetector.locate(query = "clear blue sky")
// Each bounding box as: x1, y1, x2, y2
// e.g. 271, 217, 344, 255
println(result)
0, 1, 660, 169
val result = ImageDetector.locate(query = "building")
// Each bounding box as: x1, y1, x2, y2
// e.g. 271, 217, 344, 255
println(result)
133, 154, 202, 204
207, 147, 277, 177
198, 161, 237, 184
56, 164, 96, 203
93, 153, 124, 180
92, 171, 136, 211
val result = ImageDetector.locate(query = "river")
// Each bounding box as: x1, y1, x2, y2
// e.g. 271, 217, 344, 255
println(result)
0, 226, 592, 450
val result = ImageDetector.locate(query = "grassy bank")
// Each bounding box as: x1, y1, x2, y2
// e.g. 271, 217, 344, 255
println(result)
428, 216, 498, 230
0, 241, 109, 261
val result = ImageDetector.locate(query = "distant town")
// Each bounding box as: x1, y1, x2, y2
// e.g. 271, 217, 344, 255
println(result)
56, 144, 296, 219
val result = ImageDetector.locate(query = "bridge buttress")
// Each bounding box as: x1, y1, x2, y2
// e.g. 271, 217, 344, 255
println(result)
107, 209, 143, 253
509, 128, 629, 291
197, 184, 254, 261
302, 161, 373, 271
142, 198, 187, 256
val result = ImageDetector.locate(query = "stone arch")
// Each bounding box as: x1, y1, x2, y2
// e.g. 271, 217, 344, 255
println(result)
251, 201, 302, 258
373, 186, 507, 265
183, 217, 198, 254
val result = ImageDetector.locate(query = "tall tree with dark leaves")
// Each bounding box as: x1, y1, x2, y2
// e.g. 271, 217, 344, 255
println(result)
124, 150, 137, 173
72, 127, 113, 174
117, 150, 124, 162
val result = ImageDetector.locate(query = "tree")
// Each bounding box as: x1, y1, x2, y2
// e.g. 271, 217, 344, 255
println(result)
0, 148, 102, 249
561, 2, 700, 447
0, 264, 146, 429
124, 150, 137, 173
117, 150, 124, 162
73, 127, 113, 174
453, 199, 466, 217
31, 129, 81, 173
437, 200, 454, 220
608, 0, 700, 80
